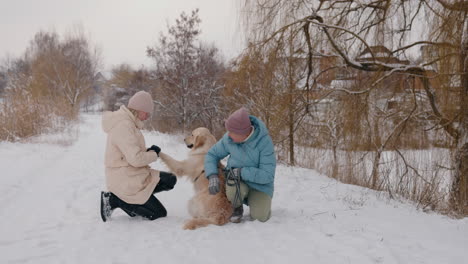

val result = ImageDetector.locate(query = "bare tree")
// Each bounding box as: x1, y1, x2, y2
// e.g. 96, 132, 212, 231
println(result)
104, 64, 153, 111
193, 43, 227, 135
239, 0, 467, 214
225, 32, 308, 165
147, 9, 226, 133
26, 29, 100, 115
0, 28, 100, 141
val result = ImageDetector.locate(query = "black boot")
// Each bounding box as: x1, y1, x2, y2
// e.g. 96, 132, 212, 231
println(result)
121, 208, 137, 217
107, 192, 137, 218
100, 191, 114, 222
230, 205, 244, 223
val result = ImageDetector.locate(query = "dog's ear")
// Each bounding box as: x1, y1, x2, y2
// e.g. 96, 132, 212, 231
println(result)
194, 135, 205, 148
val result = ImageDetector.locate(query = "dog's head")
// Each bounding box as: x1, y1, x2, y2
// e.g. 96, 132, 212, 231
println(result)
184, 127, 217, 151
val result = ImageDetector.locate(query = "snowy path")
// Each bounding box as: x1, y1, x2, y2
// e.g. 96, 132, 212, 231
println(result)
1, 114, 467, 264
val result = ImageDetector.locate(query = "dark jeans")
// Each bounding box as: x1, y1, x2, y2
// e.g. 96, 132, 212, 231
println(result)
110, 171, 177, 220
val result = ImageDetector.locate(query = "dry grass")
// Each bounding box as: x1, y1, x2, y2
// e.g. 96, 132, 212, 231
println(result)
0, 89, 76, 142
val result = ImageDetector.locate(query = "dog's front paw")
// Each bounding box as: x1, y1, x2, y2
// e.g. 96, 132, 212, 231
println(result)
158, 152, 167, 161
183, 220, 197, 230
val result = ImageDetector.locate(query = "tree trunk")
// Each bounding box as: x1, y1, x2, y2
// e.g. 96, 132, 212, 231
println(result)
371, 150, 382, 190
289, 110, 295, 165
451, 17, 468, 215
452, 143, 468, 214
332, 145, 338, 179
287, 42, 295, 166
288, 78, 295, 166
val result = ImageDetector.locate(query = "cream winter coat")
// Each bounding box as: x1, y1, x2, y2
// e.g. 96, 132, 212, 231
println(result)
102, 105, 160, 204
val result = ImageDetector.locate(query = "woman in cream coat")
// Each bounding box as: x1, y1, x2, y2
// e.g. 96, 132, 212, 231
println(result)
100, 91, 176, 222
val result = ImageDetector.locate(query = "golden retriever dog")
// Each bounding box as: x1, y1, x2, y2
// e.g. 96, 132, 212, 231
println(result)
159, 127, 232, 230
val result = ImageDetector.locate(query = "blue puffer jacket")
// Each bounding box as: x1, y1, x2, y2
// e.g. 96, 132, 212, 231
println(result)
205, 116, 276, 197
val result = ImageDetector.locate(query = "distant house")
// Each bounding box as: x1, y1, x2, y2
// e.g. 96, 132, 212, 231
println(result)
93, 72, 108, 94
295, 44, 451, 148
80, 71, 110, 112
102, 84, 132, 111
286, 45, 444, 114
304, 45, 431, 113
356, 45, 410, 65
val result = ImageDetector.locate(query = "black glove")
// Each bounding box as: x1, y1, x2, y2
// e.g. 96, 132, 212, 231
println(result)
146, 145, 161, 156
208, 174, 220, 195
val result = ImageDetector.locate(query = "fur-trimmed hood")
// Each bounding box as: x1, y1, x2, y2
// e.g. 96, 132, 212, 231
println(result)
102, 105, 144, 134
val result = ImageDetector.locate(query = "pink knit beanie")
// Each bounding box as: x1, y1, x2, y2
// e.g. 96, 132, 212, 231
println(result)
128, 91, 154, 114
225, 107, 252, 135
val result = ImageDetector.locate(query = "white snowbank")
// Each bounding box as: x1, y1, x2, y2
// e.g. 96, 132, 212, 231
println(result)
0, 114, 466, 264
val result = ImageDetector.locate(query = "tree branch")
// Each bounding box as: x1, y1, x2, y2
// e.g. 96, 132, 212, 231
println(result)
435, 0, 468, 12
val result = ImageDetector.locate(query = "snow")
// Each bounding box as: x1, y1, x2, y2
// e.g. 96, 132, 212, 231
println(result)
331, 79, 354, 88
0, 113, 467, 264
295, 147, 453, 194
359, 52, 391, 59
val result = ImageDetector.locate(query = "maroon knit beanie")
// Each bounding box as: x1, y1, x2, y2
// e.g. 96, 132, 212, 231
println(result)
225, 107, 252, 135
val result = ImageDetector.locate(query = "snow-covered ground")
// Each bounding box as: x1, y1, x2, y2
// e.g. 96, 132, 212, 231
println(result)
295, 145, 453, 199
0, 113, 467, 264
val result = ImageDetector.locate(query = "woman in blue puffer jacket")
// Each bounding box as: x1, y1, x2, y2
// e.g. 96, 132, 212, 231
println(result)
204, 107, 276, 223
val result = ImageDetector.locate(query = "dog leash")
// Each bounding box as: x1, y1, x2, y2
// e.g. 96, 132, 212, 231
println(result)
226, 168, 242, 209
193, 170, 204, 183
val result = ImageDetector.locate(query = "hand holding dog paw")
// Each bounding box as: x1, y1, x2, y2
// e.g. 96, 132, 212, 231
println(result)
146, 145, 161, 156
208, 174, 220, 195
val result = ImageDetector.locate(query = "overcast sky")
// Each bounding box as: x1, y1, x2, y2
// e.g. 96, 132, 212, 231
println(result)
0, 0, 244, 70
